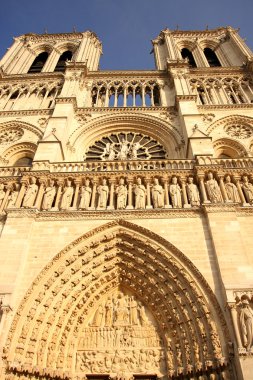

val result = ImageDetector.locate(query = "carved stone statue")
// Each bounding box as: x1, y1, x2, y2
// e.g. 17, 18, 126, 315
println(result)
115, 178, 127, 209
7, 183, 20, 208
97, 179, 109, 208
239, 299, 253, 351
105, 297, 113, 326
60, 180, 74, 210
241, 175, 253, 204
205, 172, 223, 203
42, 180, 56, 210
0, 184, 6, 208
186, 176, 200, 206
134, 177, 146, 209
152, 178, 164, 208
118, 139, 129, 160
92, 304, 104, 327
130, 142, 140, 160
169, 177, 182, 208
22, 177, 38, 208
224, 175, 240, 203
79, 179, 92, 209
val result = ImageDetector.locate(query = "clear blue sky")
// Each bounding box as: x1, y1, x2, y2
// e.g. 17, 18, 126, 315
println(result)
0, 0, 252, 70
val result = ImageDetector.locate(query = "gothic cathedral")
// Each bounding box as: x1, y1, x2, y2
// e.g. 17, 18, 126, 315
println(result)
0, 26, 253, 380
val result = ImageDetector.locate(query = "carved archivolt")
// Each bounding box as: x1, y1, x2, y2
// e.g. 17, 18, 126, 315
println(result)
213, 138, 248, 158
207, 115, 253, 135
1, 142, 37, 165
0, 121, 43, 140
69, 113, 183, 160
5, 220, 232, 379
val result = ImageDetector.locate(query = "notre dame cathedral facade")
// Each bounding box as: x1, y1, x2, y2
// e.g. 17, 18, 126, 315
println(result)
0, 26, 253, 380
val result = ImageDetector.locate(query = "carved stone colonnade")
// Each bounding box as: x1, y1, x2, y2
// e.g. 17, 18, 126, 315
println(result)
3, 221, 234, 380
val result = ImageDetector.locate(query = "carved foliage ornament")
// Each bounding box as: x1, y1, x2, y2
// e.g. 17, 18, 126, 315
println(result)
0, 128, 24, 145
224, 124, 253, 139
85, 132, 167, 161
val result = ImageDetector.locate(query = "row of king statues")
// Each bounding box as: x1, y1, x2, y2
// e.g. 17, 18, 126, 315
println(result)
0, 173, 253, 211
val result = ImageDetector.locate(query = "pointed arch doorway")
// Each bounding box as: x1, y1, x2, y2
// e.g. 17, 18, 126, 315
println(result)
5, 220, 235, 380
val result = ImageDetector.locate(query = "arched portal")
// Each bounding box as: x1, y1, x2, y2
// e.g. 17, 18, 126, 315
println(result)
5, 221, 234, 380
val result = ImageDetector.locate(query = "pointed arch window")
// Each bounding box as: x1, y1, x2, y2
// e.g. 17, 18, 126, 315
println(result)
28, 52, 49, 73
181, 48, 197, 68
54, 50, 73, 72
204, 48, 221, 67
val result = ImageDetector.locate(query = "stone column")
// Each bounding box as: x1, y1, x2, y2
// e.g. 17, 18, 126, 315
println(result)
234, 176, 247, 206
126, 178, 134, 209
162, 177, 172, 209
107, 179, 115, 210
72, 179, 81, 209
181, 177, 191, 208
15, 179, 28, 208
228, 303, 243, 350
145, 177, 152, 209
198, 174, 210, 204
54, 180, 64, 210
35, 178, 46, 210
90, 180, 97, 210
218, 175, 229, 203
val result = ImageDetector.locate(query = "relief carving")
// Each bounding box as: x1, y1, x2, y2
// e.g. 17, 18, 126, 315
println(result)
7, 183, 20, 208
76, 290, 166, 376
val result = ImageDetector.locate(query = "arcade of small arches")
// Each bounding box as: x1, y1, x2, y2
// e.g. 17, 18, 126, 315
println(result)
4, 221, 233, 380
0, 81, 63, 111
91, 80, 161, 108
189, 76, 253, 105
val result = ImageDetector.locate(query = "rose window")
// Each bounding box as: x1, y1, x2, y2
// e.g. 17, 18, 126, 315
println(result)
85, 132, 167, 161
0, 128, 24, 144
224, 124, 253, 139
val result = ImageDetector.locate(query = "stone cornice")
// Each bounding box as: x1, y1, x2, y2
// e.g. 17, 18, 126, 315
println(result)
189, 66, 246, 76
88, 69, 167, 78
0, 71, 64, 82
0, 109, 52, 117
197, 103, 253, 111
77, 105, 174, 113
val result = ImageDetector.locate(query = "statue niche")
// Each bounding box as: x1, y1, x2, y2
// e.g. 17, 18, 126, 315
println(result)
76, 289, 167, 377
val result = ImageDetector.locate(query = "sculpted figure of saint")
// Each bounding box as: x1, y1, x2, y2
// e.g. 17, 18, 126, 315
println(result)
97, 178, 109, 208
205, 172, 223, 203
7, 183, 20, 208
224, 175, 240, 203
134, 177, 146, 209
22, 177, 38, 208
0, 184, 6, 208
239, 299, 253, 351
186, 176, 200, 206
42, 180, 56, 210
79, 179, 92, 209
241, 175, 253, 204
60, 180, 74, 210
118, 139, 129, 160
169, 177, 182, 208
115, 178, 127, 209
152, 178, 164, 208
